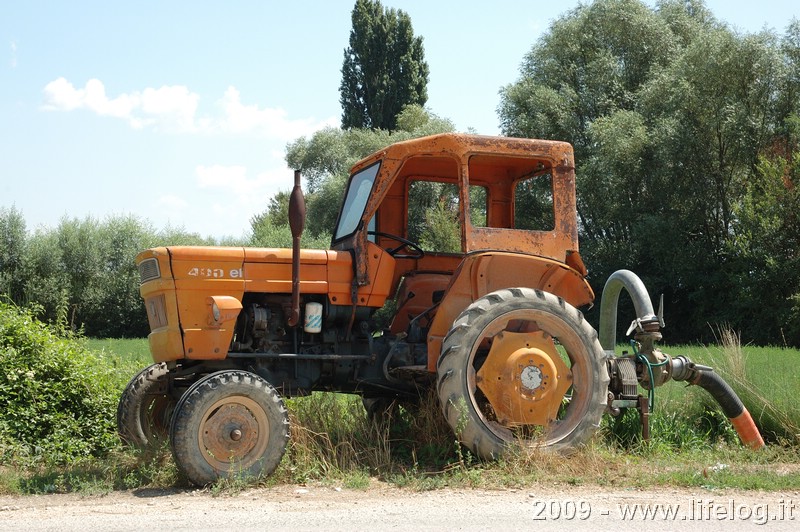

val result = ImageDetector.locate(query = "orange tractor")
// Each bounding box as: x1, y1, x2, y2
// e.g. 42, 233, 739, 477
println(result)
119, 133, 763, 485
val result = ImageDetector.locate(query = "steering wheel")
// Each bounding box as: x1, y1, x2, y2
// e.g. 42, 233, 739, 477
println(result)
368, 231, 425, 259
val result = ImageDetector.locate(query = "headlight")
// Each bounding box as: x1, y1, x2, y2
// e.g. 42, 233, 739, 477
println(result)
206, 296, 242, 326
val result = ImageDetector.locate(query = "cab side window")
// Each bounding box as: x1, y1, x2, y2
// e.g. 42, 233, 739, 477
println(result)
514, 173, 554, 231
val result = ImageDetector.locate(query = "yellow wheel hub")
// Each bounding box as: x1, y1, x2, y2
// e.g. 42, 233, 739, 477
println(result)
476, 330, 573, 426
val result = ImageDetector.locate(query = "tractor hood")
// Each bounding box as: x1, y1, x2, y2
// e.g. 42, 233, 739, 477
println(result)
135, 244, 395, 309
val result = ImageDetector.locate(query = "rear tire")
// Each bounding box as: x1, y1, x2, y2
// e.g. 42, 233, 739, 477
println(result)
117, 363, 174, 447
436, 288, 609, 458
169, 370, 290, 486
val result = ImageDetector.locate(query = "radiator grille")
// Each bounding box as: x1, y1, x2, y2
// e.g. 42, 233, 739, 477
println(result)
138, 258, 161, 284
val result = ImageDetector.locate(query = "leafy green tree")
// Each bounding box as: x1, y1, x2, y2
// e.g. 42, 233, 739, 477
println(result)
498, 0, 682, 151
407, 181, 454, 247
499, 0, 798, 345
78, 216, 151, 338
0, 206, 27, 302
727, 115, 800, 345
251, 190, 291, 229
22, 229, 72, 325
340, 0, 429, 130
634, 27, 782, 340
777, 21, 800, 149
419, 198, 461, 253
271, 105, 454, 243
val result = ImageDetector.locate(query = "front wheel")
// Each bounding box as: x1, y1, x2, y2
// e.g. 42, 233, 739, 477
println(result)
436, 288, 609, 458
169, 370, 290, 486
117, 363, 174, 447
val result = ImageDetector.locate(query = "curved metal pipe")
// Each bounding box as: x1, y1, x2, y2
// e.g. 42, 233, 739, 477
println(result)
671, 356, 765, 449
599, 269, 659, 351
598, 270, 763, 449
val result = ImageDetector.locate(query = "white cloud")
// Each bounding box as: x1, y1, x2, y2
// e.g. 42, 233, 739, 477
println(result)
196, 164, 251, 192
196, 164, 286, 197
42, 77, 83, 111
195, 163, 293, 214
141, 85, 199, 130
218, 86, 338, 139
42, 77, 198, 131
83, 78, 138, 118
190, 163, 295, 237
42, 77, 337, 139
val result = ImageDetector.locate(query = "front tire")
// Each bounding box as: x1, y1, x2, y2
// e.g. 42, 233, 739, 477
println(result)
436, 288, 609, 458
169, 370, 290, 486
117, 363, 174, 447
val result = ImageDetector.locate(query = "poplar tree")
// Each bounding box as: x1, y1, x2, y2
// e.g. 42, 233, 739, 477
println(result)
340, 0, 429, 130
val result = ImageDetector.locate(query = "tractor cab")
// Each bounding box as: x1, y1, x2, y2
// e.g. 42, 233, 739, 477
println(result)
331, 134, 593, 368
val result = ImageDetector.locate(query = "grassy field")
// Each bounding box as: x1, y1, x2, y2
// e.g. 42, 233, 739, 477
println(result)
2, 336, 798, 494
649, 340, 800, 445
85, 338, 152, 380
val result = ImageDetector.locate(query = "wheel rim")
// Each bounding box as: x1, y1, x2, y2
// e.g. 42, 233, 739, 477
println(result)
140, 395, 173, 442
467, 308, 593, 445
198, 395, 271, 471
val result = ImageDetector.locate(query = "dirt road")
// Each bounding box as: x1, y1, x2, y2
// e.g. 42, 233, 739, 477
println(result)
1, 483, 798, 531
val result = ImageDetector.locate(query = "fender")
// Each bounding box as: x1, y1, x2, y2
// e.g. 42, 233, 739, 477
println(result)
426, 251, 594, 372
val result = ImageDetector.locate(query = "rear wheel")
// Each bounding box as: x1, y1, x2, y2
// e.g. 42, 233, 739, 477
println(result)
169, 370, 290, 486
117, 363, 174, 447
436, 288, 609, 458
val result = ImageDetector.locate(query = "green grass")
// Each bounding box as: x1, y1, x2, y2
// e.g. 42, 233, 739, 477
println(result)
2, 335, 799, 495
84, 337, 152, 381
652, 340, 800, 445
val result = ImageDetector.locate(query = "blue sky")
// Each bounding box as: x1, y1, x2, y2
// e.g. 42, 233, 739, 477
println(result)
2, 1, 797, 240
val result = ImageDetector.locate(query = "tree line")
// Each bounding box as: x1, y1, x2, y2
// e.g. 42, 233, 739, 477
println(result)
0, 212, 232, 338
498, 0, 800, 345
2, 0, 798, 347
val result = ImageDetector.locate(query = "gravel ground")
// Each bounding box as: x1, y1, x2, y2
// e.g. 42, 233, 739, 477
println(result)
1, 482, 798, 531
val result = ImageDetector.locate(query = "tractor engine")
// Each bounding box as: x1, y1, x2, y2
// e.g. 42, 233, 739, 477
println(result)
225, 293, 405, 396
230, 296, 292, 354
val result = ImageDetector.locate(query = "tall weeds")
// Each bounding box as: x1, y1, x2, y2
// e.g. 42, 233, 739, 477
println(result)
706, 326, 800, 445
283, 392, 392, 481
280, 389, 458, 483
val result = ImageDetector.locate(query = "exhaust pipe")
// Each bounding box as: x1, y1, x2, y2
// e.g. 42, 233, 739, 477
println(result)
287, 170, 306, 328
600, 270, 764, 450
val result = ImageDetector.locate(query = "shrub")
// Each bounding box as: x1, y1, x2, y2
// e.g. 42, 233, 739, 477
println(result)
0, 301, 119, 465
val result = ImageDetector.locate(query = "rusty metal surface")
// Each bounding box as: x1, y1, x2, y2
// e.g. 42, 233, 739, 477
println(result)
199, 396, 269, 472
339, 133, 581, 295
426, 251, 594, 371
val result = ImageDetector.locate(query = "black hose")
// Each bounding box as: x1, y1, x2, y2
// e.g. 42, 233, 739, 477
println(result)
689, 368, 764, 449
692, 370, 744, 419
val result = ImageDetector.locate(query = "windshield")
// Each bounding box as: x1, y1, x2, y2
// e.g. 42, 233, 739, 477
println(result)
333, 161, 381, 241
